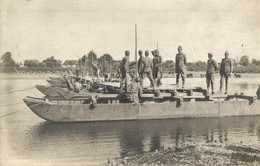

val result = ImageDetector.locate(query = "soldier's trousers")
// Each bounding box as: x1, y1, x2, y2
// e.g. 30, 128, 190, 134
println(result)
220, 73, 230, 92
120, 72, 130, 92
176, 68, 186, 88
153, 67, 162, 87
140, 71, 155, 88
206, 73, 215, 93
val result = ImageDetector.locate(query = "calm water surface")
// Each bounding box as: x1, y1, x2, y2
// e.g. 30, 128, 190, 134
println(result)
0, 76, 260, 166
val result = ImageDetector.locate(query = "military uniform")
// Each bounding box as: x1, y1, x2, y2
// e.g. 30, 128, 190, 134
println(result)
220, 57, 233, 93
127, 78, 142, 103
73, 81, 82, 93
138, 55, 145, 77
206, 55, 218, 94
141, 56, 155, 88
91, 61, 100, 79
175, 52, 187, 88
153, 54, 163, 87
120, 53, 130, 92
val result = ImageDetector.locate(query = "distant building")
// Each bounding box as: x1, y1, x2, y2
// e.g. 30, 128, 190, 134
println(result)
63, 60, 78, 67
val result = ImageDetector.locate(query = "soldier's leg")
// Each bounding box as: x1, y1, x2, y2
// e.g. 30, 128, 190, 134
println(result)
156, 69, 161, 87
181, 72, 185, 89
220, 75, 224, 93
125, 73, 130, 92
176, 72, 180, 87
211, 74, 215, 94
147, 71, 155, 89
206, 74, 210, 90
120, 72, 126, 89
140, 72, 144, 88
225, 74, 229, 93
158, 70, 163, 86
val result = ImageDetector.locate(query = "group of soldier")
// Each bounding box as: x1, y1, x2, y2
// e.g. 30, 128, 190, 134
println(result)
119, 45, 234, 103
120, 49, 163, 91
174, 46, 233, 95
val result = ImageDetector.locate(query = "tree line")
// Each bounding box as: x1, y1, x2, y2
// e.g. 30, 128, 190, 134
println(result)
1, 51, 260, 73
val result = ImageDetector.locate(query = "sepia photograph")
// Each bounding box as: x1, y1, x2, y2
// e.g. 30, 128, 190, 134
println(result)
0, 0, 260, 165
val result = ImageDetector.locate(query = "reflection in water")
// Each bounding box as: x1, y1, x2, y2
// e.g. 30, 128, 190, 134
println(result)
11, 116, 259, 163
150, 133, 160, 152
118, 122, 144, 157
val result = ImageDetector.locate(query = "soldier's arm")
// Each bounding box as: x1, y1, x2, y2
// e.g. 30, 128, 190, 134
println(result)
150, 59, 153, 69
219, 59, 223, 74
159, 56, 163, 66
230, 59, 233, 73
175, 55, 178, 68
184, 54, 187, 65
124, 58, 129, 72
214, 60, 218, 71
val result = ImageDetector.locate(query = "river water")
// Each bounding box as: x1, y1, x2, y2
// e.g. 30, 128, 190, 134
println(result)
0, 75, 260, 166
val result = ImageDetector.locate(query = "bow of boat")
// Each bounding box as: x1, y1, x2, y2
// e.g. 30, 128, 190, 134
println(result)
23, 96, 54, 122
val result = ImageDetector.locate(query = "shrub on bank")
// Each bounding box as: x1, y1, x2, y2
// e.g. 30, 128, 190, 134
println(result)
0, 67, 73, 73
233, 65, 260, 73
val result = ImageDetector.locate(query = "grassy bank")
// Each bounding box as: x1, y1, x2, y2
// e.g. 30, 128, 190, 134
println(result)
104, 143, 260, 166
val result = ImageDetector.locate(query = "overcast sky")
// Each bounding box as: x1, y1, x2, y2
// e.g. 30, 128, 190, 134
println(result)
1, 0, 259, 63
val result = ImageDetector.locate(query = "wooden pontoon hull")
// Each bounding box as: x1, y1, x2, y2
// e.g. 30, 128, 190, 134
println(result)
46, 79, 67, 87
35, 85, 65, 97
23, 96, 260, 122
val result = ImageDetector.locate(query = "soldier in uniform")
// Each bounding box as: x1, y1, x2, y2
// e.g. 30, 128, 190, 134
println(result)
153, 49, 163, 87
175, 46, 187, 88
91, 61, 100, 79
220, 51, 233, 94
120, 50, 130, 92
141, 50, 155, 89
151, 50, 156, 79
137, 50, 144, 79
206, 53, 218, 94
127, 70, 142, 104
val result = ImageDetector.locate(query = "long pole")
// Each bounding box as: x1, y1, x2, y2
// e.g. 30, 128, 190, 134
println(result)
135, 24, 138, 77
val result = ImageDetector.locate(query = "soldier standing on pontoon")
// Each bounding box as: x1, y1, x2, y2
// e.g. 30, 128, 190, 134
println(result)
175, 46, 187, 89
219, 51, 233, 94
120, 50, 130, 92
141, 50, 155, 89
128, 70, 142, 104
137, 50, 144, 79
206, 53, 218, 94
91, 61, 100, 79
153, 49, 163, 87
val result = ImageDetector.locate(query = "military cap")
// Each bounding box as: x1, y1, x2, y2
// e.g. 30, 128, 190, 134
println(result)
138, 50, 143, 54
178, 46, 182, 50
145, 50, 149, 56
125, 50, 130, 56
208, 53, 213, 57
225, 51, 229, 55
155, 49, 159, 54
